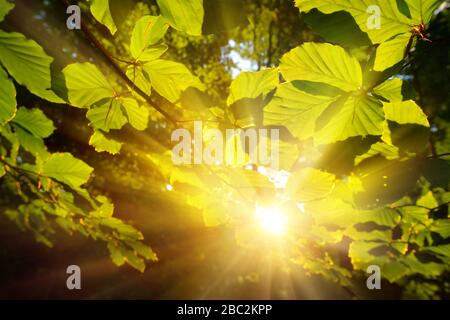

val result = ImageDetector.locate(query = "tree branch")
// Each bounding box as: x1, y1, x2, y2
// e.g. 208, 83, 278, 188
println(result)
77, 15, 179, 126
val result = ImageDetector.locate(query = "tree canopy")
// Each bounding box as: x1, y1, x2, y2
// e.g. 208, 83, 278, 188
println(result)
0, 0, 449, 299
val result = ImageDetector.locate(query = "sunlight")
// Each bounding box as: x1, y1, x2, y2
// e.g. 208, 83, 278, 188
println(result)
255, 205, 287, 236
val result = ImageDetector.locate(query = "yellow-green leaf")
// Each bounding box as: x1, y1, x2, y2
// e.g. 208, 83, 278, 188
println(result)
120, 97, 149, 131
383, 100, 429, 127
63, 63, 115, 108
89, 131, 123, 154
0, 31, 63, 103
130, 15, 169, 60
43, 153, 94, 189
280, 43, 362, 92
12, 107, 54, 138
374, 33, 412, 71
373, 78, 404, 102
90, 0, 117, 35
315, 96, 384, 145
285, 168, 335, 202
295, 0, 412, 44
0, 66, 16, 126
0, 0, 14, 22
86, 99, 127, 132
227, 68, 278, 105
156, 0, 204, 36
264, 81, 338, 140
143, 59, 204, 103
405, 0, 442, 24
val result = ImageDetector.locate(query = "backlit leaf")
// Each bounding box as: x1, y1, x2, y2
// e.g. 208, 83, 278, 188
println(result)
90, 0, 117, 35
130, 15, 169, 60
0, 31, 63, 103
12, 107, 54, 138
143, 59, 204, 103
86, 99, 127, 132
42, 153, 94, 189
315, 96, 384, 145
63, 63, 115, 108
264, 81, 338, 140
156, 0, 204, 36
295, 0, 412, 44
227, 68, 278, 105
285, 168, 335, 202
0, 66, 16, 126
0, 0, 14, 22
280, 43, 362, 92
89, 130, 123, 155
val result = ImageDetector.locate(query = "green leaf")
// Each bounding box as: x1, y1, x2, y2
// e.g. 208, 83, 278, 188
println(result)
123, 250, 146, 272
424, 244, 450, 262
89, 130, 123, 154
86, 99, 127, 132
417, 191, 438, 209
126, 66, 151, 95
0, 31, 63, 103
373, 77, 404, 102
285, 168, 335, 202
303, 10, 372, 47
143, 59, 204, 103
430, 220, 450, 238
107, 243, 126, 266
383, 261, 410, 282
355, 142, 399, 165
138, 44, 168, 62
101, 217, 143, 240
130, 15, 169, 60
315, 96, 384, 145
90, 0, 117, 35
0, 66, 16, 126
280, 43, 362, 92
306, 198, 357, 228
156, 0, 204, 36
402, 254, 445, 277
295, 0, 412, 43
348, 241, 388, 270
128, 241, 157, 261
345, 226, 392, 241
383, 100, 429, 127
120, 97, 149, 131
401, 205, 430, 224
227, 68, 278, 105
405, 0, 442, 24
42, 153, 93, 189
88, 197, 114, 219
0, 0, 14, 22
0, 163, 4, 178
13, 125, 48, 158
354, 208, 401, 227
374, 33, 412, 71
264, 81, 338, 140
63, 63, 115, 108
12, 107, 54, 138
382, 100, 430, 153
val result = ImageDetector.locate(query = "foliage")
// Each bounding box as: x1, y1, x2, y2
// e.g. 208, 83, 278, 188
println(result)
0, 0, 449, 298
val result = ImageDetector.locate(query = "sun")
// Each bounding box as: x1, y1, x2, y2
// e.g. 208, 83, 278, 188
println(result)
255, 205, 287, 236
